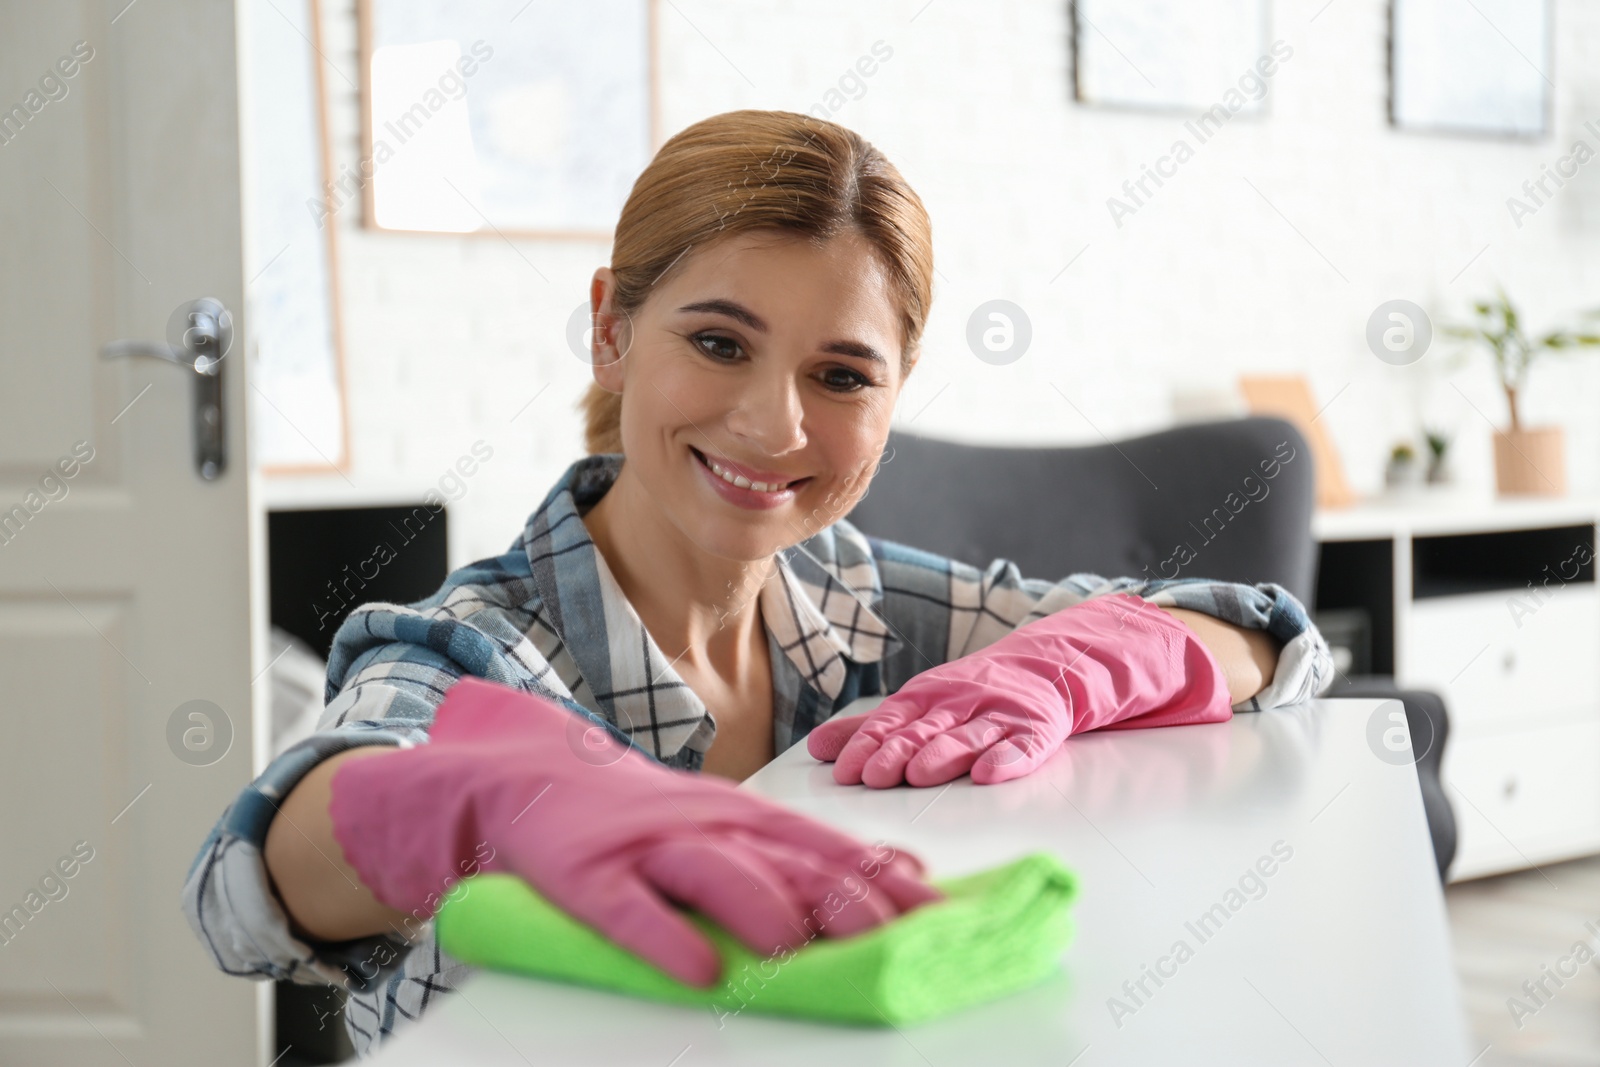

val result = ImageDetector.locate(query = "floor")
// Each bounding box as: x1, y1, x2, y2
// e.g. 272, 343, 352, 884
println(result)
1446, 854, 1600, 1067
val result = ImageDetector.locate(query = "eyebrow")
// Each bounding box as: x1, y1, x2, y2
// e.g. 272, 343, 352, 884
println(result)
676, 298, 888, 366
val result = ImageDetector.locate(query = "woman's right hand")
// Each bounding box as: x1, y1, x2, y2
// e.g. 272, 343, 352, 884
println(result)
325, 677, 943, 987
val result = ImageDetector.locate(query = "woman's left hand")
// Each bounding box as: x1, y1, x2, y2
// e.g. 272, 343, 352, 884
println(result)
806, 593, 1234, 788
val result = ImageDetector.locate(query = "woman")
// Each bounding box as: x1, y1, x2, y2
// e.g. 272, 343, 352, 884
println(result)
183, 109, 1332, 1056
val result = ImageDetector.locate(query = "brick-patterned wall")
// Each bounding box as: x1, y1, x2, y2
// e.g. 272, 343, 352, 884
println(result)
297, 0, 1600, 568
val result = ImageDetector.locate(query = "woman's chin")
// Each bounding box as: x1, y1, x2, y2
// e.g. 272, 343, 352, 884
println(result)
674, 498, 801, 560
689, 522, 795, 565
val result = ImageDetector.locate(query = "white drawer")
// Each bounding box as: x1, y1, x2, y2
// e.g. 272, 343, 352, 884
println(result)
1444, 714, 1600, 880
1403, 586, 1600, 726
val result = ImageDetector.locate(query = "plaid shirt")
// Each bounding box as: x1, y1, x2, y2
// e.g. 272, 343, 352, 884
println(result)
181, 452, 1333, 1057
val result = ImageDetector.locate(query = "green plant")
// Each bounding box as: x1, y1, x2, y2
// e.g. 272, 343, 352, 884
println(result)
1444, 289, 1600, 432
1423, 429, 1450, 461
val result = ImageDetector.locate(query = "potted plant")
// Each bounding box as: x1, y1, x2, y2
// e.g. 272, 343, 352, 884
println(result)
1385, 441, 1422, 491
1423, 428, 1453, 485
1444, 290, 1600, 496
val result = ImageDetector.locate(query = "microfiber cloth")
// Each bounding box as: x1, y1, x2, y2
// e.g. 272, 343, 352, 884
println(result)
435, 851, 1077, 1026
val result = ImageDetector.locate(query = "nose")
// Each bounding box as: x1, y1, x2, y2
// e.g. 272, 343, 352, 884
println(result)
725, 364, 807, 457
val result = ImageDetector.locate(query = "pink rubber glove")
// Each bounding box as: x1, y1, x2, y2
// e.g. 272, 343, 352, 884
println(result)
329, 677, 942, 988
807, 593, 1233, 788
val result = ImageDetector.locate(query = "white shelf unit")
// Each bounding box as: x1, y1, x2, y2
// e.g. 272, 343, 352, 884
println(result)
1313, 493, 1600, 882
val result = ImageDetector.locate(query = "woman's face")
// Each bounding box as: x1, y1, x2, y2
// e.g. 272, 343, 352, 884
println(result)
591, 228, 909, 561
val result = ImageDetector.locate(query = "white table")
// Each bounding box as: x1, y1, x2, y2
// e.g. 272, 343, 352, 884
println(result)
368, 698, 1473, 1066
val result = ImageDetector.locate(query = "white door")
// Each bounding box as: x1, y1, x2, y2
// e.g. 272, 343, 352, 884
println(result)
0, 2, 259, 1064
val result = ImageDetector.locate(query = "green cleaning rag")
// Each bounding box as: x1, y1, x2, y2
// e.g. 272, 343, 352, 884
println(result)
435, 851, 1077, 1026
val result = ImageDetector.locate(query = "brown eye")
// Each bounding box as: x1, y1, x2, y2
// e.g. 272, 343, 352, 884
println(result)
693, 332, 742, 362
821, 367, 871, 392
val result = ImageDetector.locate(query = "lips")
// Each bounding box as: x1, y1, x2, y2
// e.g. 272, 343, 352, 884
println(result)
691, 446, 810, 492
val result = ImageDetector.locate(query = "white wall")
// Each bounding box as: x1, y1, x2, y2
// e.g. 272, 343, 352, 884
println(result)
296, 0, 1600, 568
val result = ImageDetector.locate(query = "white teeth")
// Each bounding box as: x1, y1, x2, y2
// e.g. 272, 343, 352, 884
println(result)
703, 452, 789, 493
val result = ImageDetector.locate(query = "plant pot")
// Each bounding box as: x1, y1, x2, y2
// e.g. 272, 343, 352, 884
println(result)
1385, 455, 1423, 490
1493, 425, 1566, 496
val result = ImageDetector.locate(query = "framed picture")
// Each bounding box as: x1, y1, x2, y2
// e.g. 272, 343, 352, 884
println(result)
358, 0, 658, 239
241, 0, 351, 474
1389, 0, 1551, 138
1072, 0, 1273, 115
1238, 375, 1356, 509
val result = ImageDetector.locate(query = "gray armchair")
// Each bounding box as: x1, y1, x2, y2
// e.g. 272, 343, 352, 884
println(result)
846, 417, 1456, 881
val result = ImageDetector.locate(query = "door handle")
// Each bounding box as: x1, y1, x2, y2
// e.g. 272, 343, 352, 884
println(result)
102, 297, 232, 480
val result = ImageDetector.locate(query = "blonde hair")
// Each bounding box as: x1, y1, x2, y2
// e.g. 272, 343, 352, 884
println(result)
579, 109, 934, 455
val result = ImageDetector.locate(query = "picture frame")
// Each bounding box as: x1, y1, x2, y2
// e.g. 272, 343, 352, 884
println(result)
1071, 0, 1273, 116
1239, 375, 1356, 509
242, 0, 352, 475
1388, 0, 1551, 139
357, 0, 659, 240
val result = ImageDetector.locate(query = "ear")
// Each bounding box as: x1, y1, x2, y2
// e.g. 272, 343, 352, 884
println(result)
589, 269, 629, 394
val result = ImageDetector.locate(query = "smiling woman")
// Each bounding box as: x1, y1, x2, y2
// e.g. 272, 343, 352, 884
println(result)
573, 111, 935, 780
182, 109, 1332, 1058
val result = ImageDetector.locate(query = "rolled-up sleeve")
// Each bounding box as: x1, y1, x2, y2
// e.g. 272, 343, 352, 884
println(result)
179, 583, 612, 993
834, 520, 1334, 711
179, 651, 449, 993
